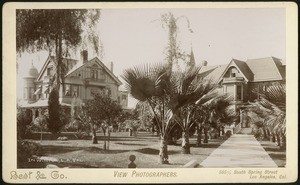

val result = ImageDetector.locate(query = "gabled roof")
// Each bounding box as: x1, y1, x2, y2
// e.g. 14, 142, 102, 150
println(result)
36, 55, 52, 81
199, 56, 285, 84
246, 57, 284, 82
200, 65, 227, 83
217, 59, 253, 83
231, 59, 254, 81
36, 56, 78, 81
65, 57, 122, 86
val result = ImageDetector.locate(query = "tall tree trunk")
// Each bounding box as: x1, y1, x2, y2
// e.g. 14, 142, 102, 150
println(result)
159, 136, 169, 164
262, 128, 267, 140
275, 132, 281, 147
265, 128, 270, 138
91, 124, 98, 144
216, 127, 220, 138
279, 133, 286, 150
181, 130, 190, 154
103, 127, 107, 150
270, 131, 276, 142
58, 35, 63, 91
204, 128, 208, 143
107, 129, 110, 150
196, 125, 203, 147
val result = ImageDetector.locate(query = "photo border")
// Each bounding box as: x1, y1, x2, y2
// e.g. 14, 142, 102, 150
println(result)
2, 2, 298, 183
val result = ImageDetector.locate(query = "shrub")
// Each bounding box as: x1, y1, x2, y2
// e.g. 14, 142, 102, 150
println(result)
225, 130, 232, 137
17, 109, 33, 139
17, 140, 41, 168
47, 88, 64, 134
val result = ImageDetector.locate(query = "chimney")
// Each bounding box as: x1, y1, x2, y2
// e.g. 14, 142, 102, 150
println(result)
81, 50, 88, 63
110, 62, 113, 73
201, 60, 208, 66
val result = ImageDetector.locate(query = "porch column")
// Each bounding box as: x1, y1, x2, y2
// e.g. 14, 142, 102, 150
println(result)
241, 84, 244, 101
233, 84, 237, 101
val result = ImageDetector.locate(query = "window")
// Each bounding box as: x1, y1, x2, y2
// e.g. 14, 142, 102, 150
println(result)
24, 87, 28, 99
91, 69, 98, 79
47, 67, 53, 76
230, 68, 238, 77
65, 84, 71, 96
91, 65, 98, 79
72, 86, 79, 97
236, 85, 242, 100
99, 69, 105, 80
29, 88, 35, 99
64, 84, 79, 97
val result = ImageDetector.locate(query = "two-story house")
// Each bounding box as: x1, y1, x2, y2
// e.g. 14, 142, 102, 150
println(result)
199, 56, 286, 128
19, 50, 128, 120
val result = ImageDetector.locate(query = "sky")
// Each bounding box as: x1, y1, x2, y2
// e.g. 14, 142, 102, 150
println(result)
17, 8, 286, 108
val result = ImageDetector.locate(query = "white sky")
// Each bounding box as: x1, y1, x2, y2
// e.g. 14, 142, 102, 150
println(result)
17, 8, 286, 108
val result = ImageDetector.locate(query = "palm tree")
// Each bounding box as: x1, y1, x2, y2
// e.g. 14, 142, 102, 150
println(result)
123, 63, 219, 160
194, 95, 236, 145
171, 67, 216, 153
250, 83, 286, 149
122, 63, 175, 164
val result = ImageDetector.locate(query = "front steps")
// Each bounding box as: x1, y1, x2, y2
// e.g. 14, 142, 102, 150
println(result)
237, 128, 252, 135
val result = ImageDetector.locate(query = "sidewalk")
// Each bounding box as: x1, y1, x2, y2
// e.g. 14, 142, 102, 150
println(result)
200, 134, 277, 167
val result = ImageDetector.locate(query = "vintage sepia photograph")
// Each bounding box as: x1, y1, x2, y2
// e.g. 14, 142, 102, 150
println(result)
2, 2, 298, 184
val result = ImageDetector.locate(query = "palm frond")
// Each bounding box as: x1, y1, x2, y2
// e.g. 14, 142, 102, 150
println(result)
122, 64, 159, 101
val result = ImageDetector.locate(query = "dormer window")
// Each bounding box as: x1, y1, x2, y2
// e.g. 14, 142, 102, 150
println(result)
230, 68, 238, 77
91, 69, 98, 79
90, 64, 99, 79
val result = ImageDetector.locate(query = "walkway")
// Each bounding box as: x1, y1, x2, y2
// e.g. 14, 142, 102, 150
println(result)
200, 134, 277, 167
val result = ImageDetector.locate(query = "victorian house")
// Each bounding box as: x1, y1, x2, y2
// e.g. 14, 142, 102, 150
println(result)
199, 56, 286, 129
19, 50, 128, 119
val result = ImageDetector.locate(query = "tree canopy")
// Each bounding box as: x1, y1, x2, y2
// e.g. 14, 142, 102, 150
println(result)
16, 9, 101, 55
16, 9, 101, 89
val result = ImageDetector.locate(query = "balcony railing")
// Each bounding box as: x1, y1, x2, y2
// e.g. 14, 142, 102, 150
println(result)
84, 77, 106, 83
223, 77, 244, 83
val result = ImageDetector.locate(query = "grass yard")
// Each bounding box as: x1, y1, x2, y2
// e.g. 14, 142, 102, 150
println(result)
20, 132, 225, 168
259, 140, 286, 167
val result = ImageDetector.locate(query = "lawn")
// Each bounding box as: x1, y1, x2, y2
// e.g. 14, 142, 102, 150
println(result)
259, 140, 286, 167
20, 132, 226, 168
